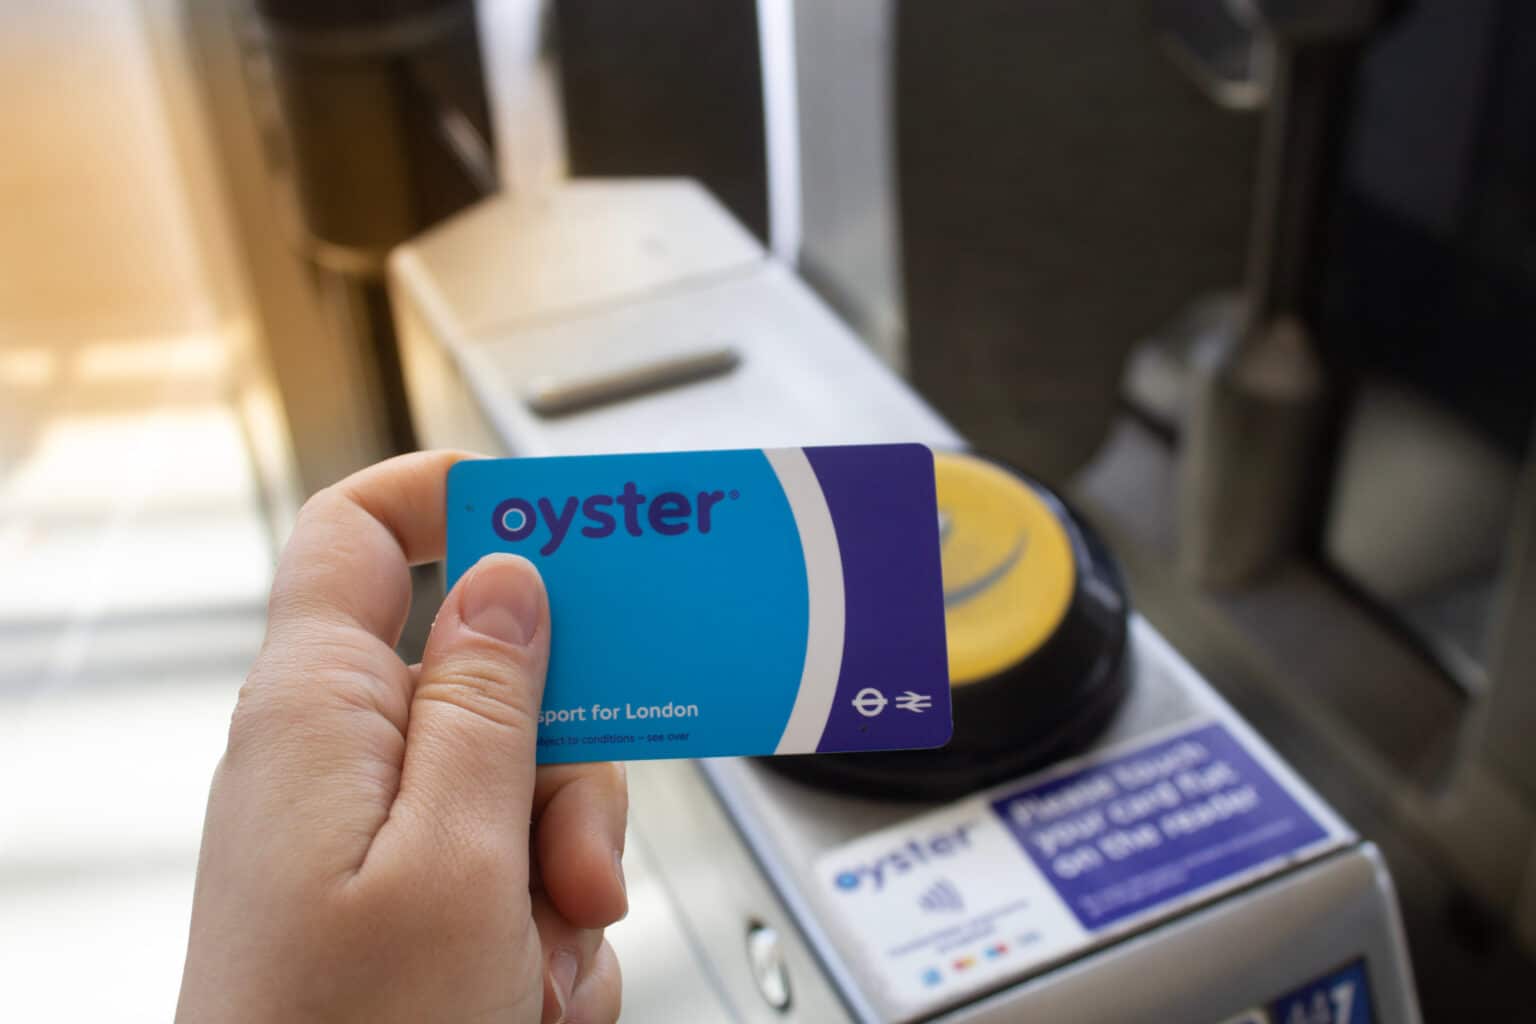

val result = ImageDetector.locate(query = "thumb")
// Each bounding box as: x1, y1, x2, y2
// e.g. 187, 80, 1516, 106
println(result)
395, 553, 551, 859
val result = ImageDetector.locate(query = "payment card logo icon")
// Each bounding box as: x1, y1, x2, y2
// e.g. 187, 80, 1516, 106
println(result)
918, 878, 964, 914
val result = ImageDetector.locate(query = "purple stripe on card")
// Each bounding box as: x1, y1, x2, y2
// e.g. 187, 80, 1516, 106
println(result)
803, 444, 951, 753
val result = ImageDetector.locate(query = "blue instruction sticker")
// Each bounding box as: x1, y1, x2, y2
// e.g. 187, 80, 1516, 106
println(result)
446, 445, 951, 763
990, 721, 1331, 930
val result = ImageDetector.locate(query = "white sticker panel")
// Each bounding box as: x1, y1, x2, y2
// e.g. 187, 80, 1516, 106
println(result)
815, 799, 1088, 1009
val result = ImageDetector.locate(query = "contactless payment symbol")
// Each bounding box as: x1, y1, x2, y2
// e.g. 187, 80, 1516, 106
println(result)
917, 878, 964, 913
852, 688, 888, 717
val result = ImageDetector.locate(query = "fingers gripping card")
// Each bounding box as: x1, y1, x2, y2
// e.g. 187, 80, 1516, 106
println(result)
446, 445, 952, 763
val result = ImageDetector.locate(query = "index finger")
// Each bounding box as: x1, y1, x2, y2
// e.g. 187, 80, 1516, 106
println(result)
267, 449, 481, 646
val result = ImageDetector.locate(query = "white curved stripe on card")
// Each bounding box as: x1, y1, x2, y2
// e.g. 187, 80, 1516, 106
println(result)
766, 447, 845, 754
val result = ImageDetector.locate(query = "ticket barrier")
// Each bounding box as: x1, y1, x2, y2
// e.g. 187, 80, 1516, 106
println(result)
389, 180, 1421, 1024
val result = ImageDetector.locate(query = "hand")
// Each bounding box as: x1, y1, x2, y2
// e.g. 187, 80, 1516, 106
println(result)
177, 451, 626, 1023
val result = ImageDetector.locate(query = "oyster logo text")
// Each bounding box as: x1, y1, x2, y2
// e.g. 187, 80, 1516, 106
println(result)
832, 823, 976, 892
492, 482, 738, 555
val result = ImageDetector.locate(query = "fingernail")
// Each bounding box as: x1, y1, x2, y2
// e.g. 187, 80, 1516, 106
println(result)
614, 850, 629, 919
548, 948, 578, 1023
461, 555, 541, 646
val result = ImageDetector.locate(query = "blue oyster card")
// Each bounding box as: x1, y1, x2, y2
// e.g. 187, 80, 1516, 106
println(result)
446, 444, 951, 763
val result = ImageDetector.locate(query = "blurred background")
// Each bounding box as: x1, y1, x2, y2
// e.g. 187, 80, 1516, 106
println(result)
2, 0, 1534, 1020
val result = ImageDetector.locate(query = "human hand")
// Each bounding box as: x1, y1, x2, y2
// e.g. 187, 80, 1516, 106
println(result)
177, 451, 626, 1023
